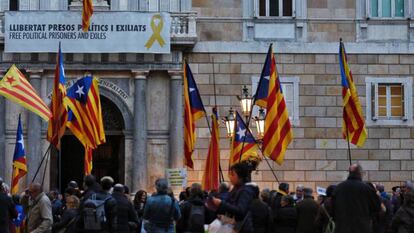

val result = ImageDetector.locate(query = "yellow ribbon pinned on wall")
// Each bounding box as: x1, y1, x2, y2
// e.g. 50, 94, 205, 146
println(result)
145, 14, 166, 49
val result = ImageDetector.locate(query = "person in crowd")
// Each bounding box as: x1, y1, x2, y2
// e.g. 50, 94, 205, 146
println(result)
316, 185, 336, 233
260, 188, 271, 205
133, 190, 147, 233
22, 182, 53, 233
143, 178, 181, 233
293, 185, 304, 204
109, 184, 139, 233
67, 181, 82, 198
217, 182, 230, 201
48, 190, 63, 224
52, 195, 79, 233
270, 182, 290, 231
391, 186, 401, 214
332, 164, 381, 233
375, 184, 393, 233
81, 175, 102, 202
0, 178, 17, 233
177, 183, 208, 233
274, 195, 297, 233
249, 183, 271, 233
391, 190, 414, 233
296, 188, 319, 233
178, 190, 188, 204
11, 194, 25, 233
210, 162, 256, 233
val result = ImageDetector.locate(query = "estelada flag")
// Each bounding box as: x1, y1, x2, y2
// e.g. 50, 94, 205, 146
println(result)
82, 0, 93, 31
11, 114, 27, 194
339, 40, 367, 147
184, 61, 205, 169
47, 42, 67, 150
202, 107, 220, 191
84, 146, 93, 175
0, 65, 52, 121
254, 44, 293, 165
229, 111, 260, 167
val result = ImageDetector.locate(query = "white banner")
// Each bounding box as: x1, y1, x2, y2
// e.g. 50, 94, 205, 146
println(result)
166, 168, 187, 188
5, 11, 171, 53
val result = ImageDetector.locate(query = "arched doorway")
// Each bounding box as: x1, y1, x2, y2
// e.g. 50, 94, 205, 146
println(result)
51, 96, 125, 191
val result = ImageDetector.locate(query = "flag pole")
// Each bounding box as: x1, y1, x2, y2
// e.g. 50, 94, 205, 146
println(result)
41, 150, 50, 188
31, 144, 52, 183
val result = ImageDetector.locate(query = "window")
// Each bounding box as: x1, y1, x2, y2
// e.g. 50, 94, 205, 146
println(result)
256, 0, 294, 17
10, 0, 18, 11
368, 0, 405, 18
251, 76, 299, 126
365, 77, 413, 126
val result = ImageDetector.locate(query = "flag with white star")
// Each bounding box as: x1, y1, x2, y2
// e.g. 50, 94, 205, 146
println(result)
229, 111, 259, 166
184, 61, 206, 169
11, 114, 27, 194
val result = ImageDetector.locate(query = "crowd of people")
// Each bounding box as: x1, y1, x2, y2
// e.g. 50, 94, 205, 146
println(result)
1, 162, 414, 233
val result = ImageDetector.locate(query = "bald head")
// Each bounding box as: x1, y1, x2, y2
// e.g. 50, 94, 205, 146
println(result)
349, 164, 363, 179
29, 183, 43, 199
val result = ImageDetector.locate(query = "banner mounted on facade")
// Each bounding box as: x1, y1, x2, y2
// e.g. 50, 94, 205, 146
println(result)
166, 168, 187, 188
5, 11, 171, 53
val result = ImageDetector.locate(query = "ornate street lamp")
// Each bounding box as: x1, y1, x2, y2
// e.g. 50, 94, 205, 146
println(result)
224, 108, 236, 138
238, 85, 252, 119
254, 108, 266, 140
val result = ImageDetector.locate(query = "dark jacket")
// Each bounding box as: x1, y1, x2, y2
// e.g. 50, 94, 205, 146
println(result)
296, 197, 319, 233
109, 192, 139, 233
250, 199, 271, 233
374, 195, 393, 233
176, 196, 206, 233
391, 203, 414, 233
143, 193, 181, 233
332, 176, 381, 233
217, 183, 256, 233
52, 209, 78, 233
274, 205, 297, 233
315, 198, 334, 233
0, 193, 17, 233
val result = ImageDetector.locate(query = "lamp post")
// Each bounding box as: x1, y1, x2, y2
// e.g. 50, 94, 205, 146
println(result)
254, 108, 266, 141
238, 85, 252, 122
224, 108, 235, 138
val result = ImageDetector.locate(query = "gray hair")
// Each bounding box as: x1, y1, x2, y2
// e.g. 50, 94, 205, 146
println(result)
113, 183, 124, 193
155, 178, 169, 194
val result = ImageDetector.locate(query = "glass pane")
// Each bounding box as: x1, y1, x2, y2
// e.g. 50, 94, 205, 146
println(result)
390, 85, 402, 95
391, 107, 403, 116
284, 84, 294, 100
395, 0, 404, 17
391, 97, 402, 107
270, 0, 279, 16
378, 85, 386, 95
378, 96, 387, 107
259, 0, 266, 16
371, 0, 379, 17
283, 0, 292, 16
378, 107, 387, 116
286, 102, 293, 117
382, 0, 391, 17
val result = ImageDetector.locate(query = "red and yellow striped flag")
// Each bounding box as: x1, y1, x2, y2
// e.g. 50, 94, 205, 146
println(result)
339, 40, 367, 147
255, 45, 293, 165
184, 62, 205, 168
82, 0, 94, 31
0, 65, 52, 121
84, 146, 93, 175
202, 108, 220, 191
47, 43, 67, 150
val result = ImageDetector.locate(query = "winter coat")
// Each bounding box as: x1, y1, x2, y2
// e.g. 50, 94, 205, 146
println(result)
315, 198, 333, 233
273, 205, 297, 233
52, 209, 78, 233
109, 192, 139, 233
391, 204, 414, 233
23, 192, 53, 233
216, 183, 256, 233
143, 193, 181, 233
332, 176, 381, 233
176, 196, 207, 233
0, 193, 17, 233
250, 199, 271, 233
296, 197, 319, 233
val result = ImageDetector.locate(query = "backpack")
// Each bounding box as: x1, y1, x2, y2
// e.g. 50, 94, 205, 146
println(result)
186, 203, 205, 231
83, 193, 112, 230
321, 204, 335, 233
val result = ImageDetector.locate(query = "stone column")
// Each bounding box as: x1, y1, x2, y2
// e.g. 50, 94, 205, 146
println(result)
27, 70, 43, 183
132, 71, 148, 191
0, 70, 5, 180
168, 71, 183, 169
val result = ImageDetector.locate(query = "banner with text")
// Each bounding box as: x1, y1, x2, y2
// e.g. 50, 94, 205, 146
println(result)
5, 11, 171, 53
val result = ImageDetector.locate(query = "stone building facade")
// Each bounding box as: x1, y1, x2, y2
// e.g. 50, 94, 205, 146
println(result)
0, 0, 414, 192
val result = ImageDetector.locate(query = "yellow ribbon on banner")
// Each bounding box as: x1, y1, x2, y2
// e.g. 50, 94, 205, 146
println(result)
145, 14, 166, 49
